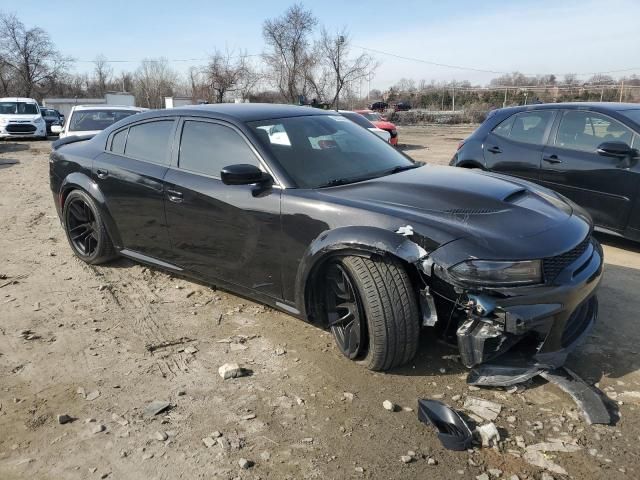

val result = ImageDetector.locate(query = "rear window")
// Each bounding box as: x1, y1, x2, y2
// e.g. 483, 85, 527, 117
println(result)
341, 112, 374, 129
124, 120, 174, 164
69, 109, 138, 132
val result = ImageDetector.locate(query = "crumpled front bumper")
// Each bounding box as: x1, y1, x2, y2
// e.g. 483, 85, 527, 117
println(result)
440, 237, 603, 370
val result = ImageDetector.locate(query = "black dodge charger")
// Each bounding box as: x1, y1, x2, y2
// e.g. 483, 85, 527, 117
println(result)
50, 104, 603, 382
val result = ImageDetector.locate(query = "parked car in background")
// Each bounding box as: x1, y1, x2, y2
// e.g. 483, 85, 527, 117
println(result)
41, 108, 64, 136
54, 105, 146, 138
355, 109, 398, 145
369, 101, 388, 111
50, 104, 602, 377
394, 101, 411, 111
0, 97, 47, 140
450, 102, 640, 242
339, 110, 391, 143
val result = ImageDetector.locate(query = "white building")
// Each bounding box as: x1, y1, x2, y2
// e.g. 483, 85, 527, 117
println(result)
43, 92, 136, 118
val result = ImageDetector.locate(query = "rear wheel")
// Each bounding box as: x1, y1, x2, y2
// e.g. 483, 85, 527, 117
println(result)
62, 190, 116, 264
324, 255, 420, 371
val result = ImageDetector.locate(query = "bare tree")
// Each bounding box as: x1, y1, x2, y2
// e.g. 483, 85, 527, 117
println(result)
317, 28, 377, 109
205, 49, 252, 103
563, 73, 579, 86
93, 54, 113, 96
262, 3, 317, 103
0, 13, 70, 98
395, 78, 416, 92
133, 58, 177, 109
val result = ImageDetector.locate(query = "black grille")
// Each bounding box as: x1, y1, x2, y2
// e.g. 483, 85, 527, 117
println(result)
561, 296, 597, 347
543, 236, 591, 282
6, 124, 36, 133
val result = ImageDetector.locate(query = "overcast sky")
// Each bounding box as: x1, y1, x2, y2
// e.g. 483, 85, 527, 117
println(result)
8, 0, 640, 89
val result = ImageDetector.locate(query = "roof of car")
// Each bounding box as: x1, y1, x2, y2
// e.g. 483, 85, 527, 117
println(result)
0, 97, 38, 103
498, 102, 640, 115
70, 105, 146, 112
171, 103, 334, 122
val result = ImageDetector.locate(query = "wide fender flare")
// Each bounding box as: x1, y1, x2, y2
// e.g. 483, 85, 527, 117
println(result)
59, 172, 123, 248
294, 226, 429, 317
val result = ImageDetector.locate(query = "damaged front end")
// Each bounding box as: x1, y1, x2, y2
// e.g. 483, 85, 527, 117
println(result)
413, 233, 603, 384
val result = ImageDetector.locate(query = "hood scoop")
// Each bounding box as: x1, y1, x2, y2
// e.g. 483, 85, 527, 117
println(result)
503, 188, 528, 203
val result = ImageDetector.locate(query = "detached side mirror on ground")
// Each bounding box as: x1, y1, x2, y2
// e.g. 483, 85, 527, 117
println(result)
221, 164, 271, 186
51, 125, 63, 134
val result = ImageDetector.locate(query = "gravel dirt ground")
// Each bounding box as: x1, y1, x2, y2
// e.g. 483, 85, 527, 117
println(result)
1, 125, 639, 480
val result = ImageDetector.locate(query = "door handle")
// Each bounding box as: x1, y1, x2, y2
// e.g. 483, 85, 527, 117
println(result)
166, 189, 183, 203
543, 155, 562, 164
96, 168, 109, 179
487, 146, 502, 154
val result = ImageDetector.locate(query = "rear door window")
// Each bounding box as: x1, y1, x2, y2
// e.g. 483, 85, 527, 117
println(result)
178, 120, 260, 177
124, 120, 174, 164
555, 111, 634, 152
492, 115, 515, 138
507, 111, 553, 145
110, 129, 128, 155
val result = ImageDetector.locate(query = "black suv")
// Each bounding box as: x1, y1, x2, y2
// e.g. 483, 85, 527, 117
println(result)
451, 102, 640, 242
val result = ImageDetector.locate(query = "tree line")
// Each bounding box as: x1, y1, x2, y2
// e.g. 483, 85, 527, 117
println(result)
0, 5, 376, 109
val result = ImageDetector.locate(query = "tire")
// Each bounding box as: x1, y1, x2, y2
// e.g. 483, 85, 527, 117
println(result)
62, 189, 116, 264
325, 255, 420, 371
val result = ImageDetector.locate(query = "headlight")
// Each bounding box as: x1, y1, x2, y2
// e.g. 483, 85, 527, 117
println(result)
34, 116, 44, 124
449, 259, 542, 287
391, 129, 397, 135
0, 118, 8, 126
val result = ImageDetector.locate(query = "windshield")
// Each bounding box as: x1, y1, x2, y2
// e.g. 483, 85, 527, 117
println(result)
42, 109, 57, 117
248, 115, 415, 189
620, 109, 640, 126
0, 101, 39, 115
361, 112, 382, 122
69, 109, 137, 131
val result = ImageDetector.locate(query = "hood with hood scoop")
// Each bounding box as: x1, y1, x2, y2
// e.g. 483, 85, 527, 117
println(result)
316, 165, 589, 259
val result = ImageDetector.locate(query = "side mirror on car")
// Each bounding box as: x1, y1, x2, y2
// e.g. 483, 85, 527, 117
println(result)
596, 141, 633, 157
597, 141, 637, 168
221, 164, 271, 186
51, 125, 63, 134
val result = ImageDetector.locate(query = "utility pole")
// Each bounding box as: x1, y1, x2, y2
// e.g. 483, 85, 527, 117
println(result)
600, 86, 604, 102
503, 88, 508, 108
335, 35, 345, 111
451, 82, 455, 112
619, 80, 624, 102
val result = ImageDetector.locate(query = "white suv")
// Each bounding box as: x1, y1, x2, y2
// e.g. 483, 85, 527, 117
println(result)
0, 97, 47, 140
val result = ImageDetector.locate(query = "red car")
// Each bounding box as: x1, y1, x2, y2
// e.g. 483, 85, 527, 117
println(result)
355, 109, 398, 146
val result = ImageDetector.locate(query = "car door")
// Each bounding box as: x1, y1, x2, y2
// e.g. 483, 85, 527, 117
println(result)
483, 110, 555, 181
539, 110, 638, 230
163, 118, 283, 299
93, 119, 176, 260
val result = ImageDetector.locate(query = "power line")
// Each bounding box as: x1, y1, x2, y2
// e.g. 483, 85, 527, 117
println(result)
353, 45, 640, 78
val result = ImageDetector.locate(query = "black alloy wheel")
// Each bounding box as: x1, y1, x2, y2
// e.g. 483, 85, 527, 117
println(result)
62, 190, 116, 264
324, 262, 366, 360
66, 198, 99, 256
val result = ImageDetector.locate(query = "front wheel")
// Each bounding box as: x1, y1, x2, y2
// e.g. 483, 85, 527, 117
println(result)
324, 255, 420, 371
62, 190, 116, 264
